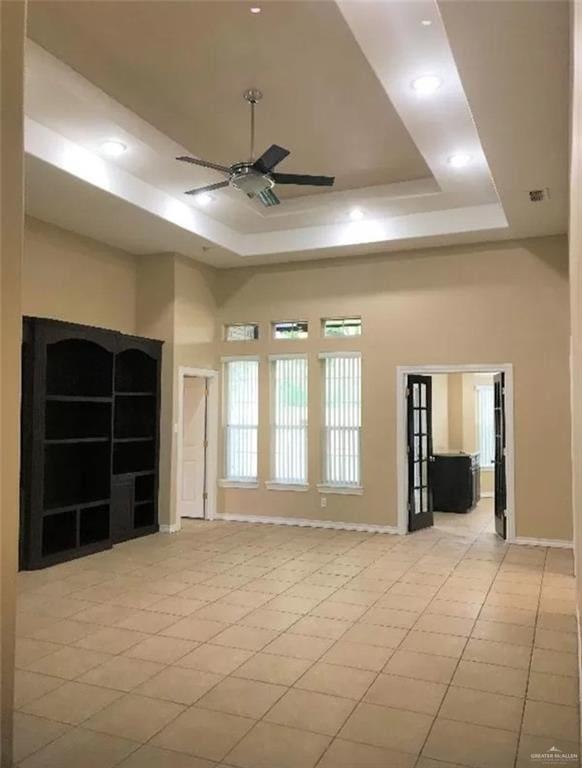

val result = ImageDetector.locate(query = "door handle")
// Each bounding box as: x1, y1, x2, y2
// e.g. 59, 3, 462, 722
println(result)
429, 456, 435, 463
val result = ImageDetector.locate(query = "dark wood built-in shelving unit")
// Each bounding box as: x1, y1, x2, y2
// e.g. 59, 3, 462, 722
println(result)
20, 317, 163, 570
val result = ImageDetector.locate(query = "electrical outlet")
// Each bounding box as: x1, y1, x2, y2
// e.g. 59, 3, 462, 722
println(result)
320, 496, 327, 508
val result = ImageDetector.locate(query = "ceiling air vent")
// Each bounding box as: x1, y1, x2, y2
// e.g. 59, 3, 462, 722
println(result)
529, 188, 550, 203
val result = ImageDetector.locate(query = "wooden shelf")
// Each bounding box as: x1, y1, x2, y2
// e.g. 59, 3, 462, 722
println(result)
42, 498, 110, 516
21, 316, 162, 570
113, 436, 154, 444
45, 437, 109, 445
114, 391, 156, 397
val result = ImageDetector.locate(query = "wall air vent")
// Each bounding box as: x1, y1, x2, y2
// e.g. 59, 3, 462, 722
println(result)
528, 188, 550, 202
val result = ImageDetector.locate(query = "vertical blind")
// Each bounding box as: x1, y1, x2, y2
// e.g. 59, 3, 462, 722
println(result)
224, 359, 259, 480
272, 357, 308, 483
322, 354, 361, 485
476, 384, 495, 467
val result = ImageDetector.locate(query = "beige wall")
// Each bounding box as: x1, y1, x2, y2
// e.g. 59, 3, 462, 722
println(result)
447, 373, 464, 450
432, 374, 449, 452
136, 253, 218, 526
19, 219, 220, 530
170, 256, 218, 523
15, 218, 573, 542
20, 219, 221, 529
136, 254, 176, 527
23, 216, 138, 334
569, 0, 582, 708
216, 237, 572, 540
1, 2, 26, 764
461, 373, 477, 454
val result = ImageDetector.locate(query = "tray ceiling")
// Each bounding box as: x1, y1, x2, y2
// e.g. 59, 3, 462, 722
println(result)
23, 0, 568, 266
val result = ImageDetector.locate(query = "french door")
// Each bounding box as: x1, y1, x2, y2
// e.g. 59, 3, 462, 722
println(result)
494, 372, 507, 539
407, 375, 434, 531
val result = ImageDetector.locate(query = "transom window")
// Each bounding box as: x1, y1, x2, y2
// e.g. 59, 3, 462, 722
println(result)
321, 352, 362, 486
273, 321, 308, 340
270, 356, 308, 484
223, 358, 259, 481
225, 323, 259, 341
322, 317, 362, 337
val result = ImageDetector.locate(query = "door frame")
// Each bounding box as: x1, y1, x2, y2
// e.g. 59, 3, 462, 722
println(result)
396, 363, 515, 540
176, 366, 219, 524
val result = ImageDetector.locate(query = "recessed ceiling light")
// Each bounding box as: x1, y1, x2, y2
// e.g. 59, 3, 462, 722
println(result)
421, 19, 432, 26
411, 74, 442, 96
100, 140, 127, 157
195, 192, 214, 205
349, 208, 364, 221
448, 153, 472, 169
250, 6, 261, 13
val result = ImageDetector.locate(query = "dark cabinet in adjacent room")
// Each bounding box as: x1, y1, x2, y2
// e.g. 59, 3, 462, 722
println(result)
431, 451, 480, 513
20, 317, 163, 570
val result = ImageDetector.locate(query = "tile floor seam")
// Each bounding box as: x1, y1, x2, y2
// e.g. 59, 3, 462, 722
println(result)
129, 526, 384, 765
309, 643, 412, 768
14, 506, 578, 768
411, 529, 508, 768
12, 711, 75, 767
301, 523, 486, 766
513, 545, 549, 768
150, 529, 429, 766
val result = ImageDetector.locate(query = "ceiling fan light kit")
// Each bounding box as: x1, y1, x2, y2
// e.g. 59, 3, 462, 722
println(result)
176, 89, 335, 207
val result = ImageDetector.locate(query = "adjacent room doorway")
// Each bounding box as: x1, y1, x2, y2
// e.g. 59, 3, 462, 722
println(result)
396, 364, 515, 540
176, 367, 218, 522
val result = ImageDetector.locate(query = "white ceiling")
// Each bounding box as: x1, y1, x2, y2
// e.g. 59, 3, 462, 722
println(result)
24, 0, 569, 267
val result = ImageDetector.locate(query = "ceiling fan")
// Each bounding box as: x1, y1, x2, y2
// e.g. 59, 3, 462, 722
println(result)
176, 89, 335, 207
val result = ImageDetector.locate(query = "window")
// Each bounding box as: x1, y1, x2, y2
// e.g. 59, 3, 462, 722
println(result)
321, 353, 362, 486
476, 385, 495, 468
223, 358, 259, 481
270, 356, 308, 484
273, 321, 308, 340
225, 323, 259, 341
323, 317, 362, 337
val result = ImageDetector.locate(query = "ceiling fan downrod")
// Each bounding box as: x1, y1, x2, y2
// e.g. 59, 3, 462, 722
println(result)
243, 88, 262, 163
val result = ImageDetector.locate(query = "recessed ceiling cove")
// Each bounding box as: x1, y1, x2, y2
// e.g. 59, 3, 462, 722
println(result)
23, 0, 568, 266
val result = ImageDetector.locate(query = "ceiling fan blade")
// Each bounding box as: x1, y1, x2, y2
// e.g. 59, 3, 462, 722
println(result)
257, 188, 280, 207
272, 172, 335, 187
252, 144, 290, 173
176, 156, 231, 174
184, 181, 230, 195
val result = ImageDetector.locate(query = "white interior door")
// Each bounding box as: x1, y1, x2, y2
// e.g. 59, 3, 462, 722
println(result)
179, 377, 207, 519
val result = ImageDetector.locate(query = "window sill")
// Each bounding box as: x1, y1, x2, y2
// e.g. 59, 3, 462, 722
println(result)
218, 479, 259, 490
265, 482, 309, 492
317, 484, 364, 496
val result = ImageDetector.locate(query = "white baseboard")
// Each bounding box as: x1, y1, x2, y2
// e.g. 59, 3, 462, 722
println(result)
159, 523, 180, 534
214, 512, 402, 535
511, 536, 573, 549
480, 492, 494, 498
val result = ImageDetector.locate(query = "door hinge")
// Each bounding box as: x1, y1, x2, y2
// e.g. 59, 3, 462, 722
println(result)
203, 440, 209, 448
203, 492, 208, 500
406, 387, 410, 398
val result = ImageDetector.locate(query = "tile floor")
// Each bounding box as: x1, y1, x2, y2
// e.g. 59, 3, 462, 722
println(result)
13, 500, 580, 768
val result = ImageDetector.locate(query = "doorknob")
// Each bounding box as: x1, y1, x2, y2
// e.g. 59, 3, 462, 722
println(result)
429, 456, 435, 463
